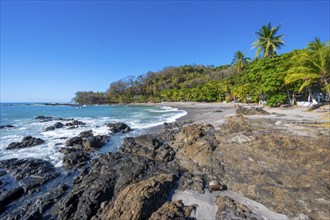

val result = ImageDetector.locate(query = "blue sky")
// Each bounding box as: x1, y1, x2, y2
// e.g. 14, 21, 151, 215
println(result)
1, 0, 329, 102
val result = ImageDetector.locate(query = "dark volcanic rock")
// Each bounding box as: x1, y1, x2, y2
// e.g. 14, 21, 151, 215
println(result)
106, 122, 132, 133
60, 147, 91, 168
45, 121, 64, 132
78, 130, 93, 138
65, 130, 109, 151
82, 135, 109, 151
53, 152, 179, 220
66, 136, 83, 147
65, 120, 85, 127
45, 126, 56, 131
121, 134, 175, 163
0, 158, 59, 195
35, 116, 53, 122
0, 173, 24, 211
53, 156, 117, 220
0, 125, 15, 130
6, 136, 45, 150
35, 116, 53, 120
3, 184, 68, 220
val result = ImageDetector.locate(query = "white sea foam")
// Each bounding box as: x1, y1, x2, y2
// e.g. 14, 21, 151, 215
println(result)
0, 105, 186, 166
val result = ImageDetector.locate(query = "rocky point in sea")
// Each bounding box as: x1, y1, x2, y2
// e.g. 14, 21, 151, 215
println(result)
0, 109, 329, 220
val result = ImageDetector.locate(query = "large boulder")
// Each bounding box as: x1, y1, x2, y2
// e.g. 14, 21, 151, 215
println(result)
65, 130, 109, 151
100, 174, 175, 220
60, 147, 91, 168
121, 134, 175, 163
6, 136, 45, 150
106, 122, 132, 133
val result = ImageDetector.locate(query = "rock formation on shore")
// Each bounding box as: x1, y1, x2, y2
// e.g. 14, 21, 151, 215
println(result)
1, 115, 329, 219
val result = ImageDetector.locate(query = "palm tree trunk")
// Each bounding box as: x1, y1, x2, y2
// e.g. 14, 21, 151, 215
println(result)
324, 81, 330, 101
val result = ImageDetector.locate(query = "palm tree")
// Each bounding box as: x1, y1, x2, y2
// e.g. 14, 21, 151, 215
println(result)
232, 51, 250, 73
252, 23, 285, 58
284, 37, 330, 100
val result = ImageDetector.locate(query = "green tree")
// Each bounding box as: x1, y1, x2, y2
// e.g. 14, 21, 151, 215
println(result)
232, 51, 250, 73
284, 37, 330, 99
252, 23, 285, 58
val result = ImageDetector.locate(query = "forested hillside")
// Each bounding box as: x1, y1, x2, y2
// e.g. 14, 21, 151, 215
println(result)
74, 23, 329, 106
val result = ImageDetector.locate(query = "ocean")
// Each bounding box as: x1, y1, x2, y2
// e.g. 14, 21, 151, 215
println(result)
0, 103, 186, 167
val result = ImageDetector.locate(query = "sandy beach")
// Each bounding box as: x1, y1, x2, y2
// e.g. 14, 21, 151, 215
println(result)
156, 101, 330, 126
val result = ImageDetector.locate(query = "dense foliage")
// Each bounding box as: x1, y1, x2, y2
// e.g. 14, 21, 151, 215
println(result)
74, 23, 329, 106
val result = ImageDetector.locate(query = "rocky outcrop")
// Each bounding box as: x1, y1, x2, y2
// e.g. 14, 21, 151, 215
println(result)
0, 158, 60, 214
120, 134, 175, 163
60, 147, 91, 168
65, 120, 86, 127
150, 200, 197, 220
99, 174, 175, 220
45, 122, 65, 131
172, 124, 224, 179
60, 130, 109, 168
236, 106, 270, 115
6, 136, 45, 150
213, 115, 330, 219
106, 122, 132, 133
65, 130, 109, 151
35, 115, 53, 122
0, 125, 15, 130
3, 184, 68, 220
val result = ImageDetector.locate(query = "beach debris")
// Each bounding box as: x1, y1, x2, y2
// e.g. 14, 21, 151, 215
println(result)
6, 136, 45, 150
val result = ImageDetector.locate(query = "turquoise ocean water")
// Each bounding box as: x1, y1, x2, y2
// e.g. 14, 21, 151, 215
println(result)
0, 103, 186, 166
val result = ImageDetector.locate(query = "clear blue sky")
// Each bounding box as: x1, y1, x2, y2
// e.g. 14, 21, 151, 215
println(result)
1, 0, 329, 102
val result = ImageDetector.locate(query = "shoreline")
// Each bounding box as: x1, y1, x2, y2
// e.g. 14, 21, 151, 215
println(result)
1, 102, 329, 219
154, 101, 329, 128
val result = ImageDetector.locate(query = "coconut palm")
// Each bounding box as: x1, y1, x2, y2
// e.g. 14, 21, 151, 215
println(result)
284, 37, 330, 99
232, 51, 250, 73
252, 23, 285, 58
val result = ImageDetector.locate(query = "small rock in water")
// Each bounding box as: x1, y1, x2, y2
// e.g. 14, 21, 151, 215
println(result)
6, 136, 45, 150
0, 125, 15, 130
106, 122, 132, 133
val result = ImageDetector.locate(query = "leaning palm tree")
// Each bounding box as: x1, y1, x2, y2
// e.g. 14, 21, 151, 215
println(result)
232, 51, 250, 73
252, 23, 285, 58
284, 37, 330, 100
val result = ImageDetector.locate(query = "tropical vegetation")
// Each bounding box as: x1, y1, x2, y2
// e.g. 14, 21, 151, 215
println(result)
74, 23, 329, 106
252, 23, 285, 58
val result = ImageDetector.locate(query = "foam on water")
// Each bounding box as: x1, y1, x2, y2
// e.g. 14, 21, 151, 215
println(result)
0, 104, 186, 167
